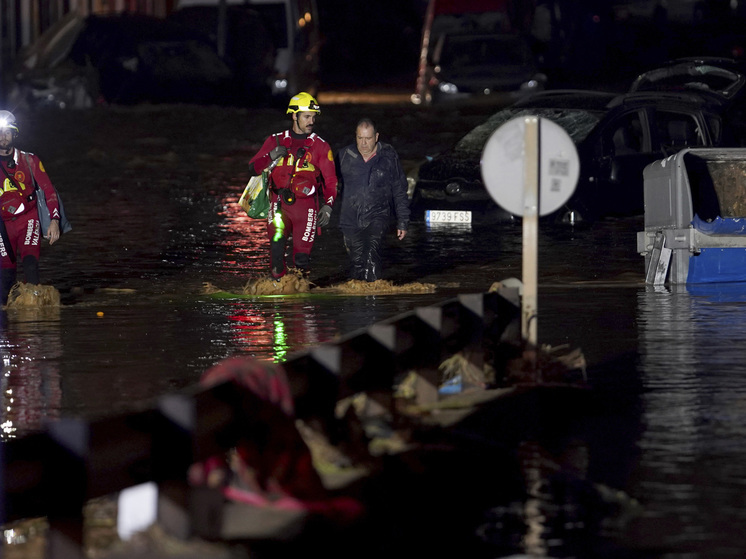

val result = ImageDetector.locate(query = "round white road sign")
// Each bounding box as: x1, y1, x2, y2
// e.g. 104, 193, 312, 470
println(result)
481, 116, 579, 216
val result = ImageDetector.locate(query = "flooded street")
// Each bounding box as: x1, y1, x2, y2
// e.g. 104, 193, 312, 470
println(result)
4, 102, 746, 558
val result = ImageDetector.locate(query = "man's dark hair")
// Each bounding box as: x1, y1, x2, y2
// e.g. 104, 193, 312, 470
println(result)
356, 118, 377, 133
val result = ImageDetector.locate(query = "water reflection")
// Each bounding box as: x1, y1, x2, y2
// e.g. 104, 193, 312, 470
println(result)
0, 311, 63, 440
221, 294, 436, 364
479, 438, 637, 559
463, 383, 643, 558
225, 299, 333, 362
216, 190, 270, 279
632, 285, 746, 557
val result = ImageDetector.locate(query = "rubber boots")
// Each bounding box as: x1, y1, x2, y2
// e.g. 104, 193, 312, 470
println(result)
22, 255, 40, 285
270, 239, 287, 278
0, 267, 16, 306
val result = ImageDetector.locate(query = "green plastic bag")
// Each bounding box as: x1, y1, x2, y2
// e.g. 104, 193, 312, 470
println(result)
238, 170, 270, 219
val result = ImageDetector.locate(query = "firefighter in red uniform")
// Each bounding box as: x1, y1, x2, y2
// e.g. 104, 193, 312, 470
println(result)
0, 110, 61, 305
248, 92, 337, 279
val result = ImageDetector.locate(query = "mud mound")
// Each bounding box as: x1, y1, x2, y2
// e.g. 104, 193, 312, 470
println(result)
202, 282, 223, 295
243, 270, 311, 295
327, 279, 436, 294
201, 277, 436, 297
6, 283, 61, 308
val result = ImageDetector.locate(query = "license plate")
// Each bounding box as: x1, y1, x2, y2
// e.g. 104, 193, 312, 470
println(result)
425, 210, 472, 224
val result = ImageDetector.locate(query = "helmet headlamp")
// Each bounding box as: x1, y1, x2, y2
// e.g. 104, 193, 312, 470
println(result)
0, 110, 19, 135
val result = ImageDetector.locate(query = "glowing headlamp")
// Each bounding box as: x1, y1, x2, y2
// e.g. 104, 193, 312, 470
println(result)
0, 118, 18, 133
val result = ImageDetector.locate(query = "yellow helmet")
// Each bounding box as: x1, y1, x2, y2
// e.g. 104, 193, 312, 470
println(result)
287, 92, 320, 114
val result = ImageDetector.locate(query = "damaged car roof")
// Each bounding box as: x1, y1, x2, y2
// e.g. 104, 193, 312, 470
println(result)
630, 57, 746, 101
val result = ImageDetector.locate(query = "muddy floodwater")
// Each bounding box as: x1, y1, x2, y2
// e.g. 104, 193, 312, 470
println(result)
3, 102, 746, 558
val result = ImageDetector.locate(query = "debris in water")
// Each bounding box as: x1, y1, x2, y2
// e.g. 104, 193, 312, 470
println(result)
502, 343, 587, 385
202, 282, 223, 295
439, 351, 495, 388
5, 283, 61, 309
326, 279, 436, 294
242, 269, 311, 295
202, 276, 436, 297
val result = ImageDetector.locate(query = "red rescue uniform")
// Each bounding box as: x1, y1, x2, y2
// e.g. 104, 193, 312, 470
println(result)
0, 149, 60, 269
250, 130, 337, 277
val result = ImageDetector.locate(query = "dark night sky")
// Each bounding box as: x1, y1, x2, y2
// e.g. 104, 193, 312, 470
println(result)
314, 0, 746, 91
315, 0, 426, 87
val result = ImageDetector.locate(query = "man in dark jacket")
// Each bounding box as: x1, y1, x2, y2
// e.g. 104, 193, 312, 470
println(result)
337, 118, 410, 281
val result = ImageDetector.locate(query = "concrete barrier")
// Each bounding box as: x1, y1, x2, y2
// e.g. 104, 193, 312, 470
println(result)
1, 289, 521, 557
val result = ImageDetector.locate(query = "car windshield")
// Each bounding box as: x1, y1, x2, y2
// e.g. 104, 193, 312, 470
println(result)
455, 107, 603, 154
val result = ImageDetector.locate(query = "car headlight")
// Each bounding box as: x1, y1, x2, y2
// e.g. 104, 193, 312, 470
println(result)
445, 181, 462, 195
406, 176, 417, 199
438, 81, 459, 95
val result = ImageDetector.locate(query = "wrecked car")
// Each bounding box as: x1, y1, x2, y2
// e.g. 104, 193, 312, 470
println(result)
630, 57, 746, 144
413, 87, 743, 223
417, 32, 546, 105
7, 11, 235, 109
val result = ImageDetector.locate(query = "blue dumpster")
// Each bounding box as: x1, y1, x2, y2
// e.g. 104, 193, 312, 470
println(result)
638, 148, 746, 284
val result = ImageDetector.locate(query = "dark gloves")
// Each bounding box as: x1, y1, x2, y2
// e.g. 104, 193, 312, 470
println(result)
317, 205, 332, 227
270, 145, 288, 161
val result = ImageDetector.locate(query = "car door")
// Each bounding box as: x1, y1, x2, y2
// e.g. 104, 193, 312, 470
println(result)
590, 107, 711, 217
588, 109, 654, 216
653, 109, 709, 156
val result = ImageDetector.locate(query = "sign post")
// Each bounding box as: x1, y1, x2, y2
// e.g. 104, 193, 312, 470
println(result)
522, 117, 539, 345
481, 116, 579, 347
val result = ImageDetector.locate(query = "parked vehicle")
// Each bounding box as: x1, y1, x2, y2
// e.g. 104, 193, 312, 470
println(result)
412, 0, 527, 105
7, 12, 234, 108
413, 87, 742, 223
417, 32, 545, 104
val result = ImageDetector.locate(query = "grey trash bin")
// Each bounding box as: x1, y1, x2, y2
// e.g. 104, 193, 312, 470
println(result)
638, 147, 746, 284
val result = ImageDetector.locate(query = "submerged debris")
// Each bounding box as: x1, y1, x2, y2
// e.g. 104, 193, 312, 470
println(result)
201, 270, 312, 297
202, 276, 436, 297
243, 269, 311, 295
5, 283, 61, 309
326, 279, 436, 294
439, 351, 496, 388
201, 282, 224, 295
503, 343, 587, 385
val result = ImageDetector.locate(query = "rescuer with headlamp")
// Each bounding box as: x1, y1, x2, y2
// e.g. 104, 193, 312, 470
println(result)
0, 110, 62, 305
